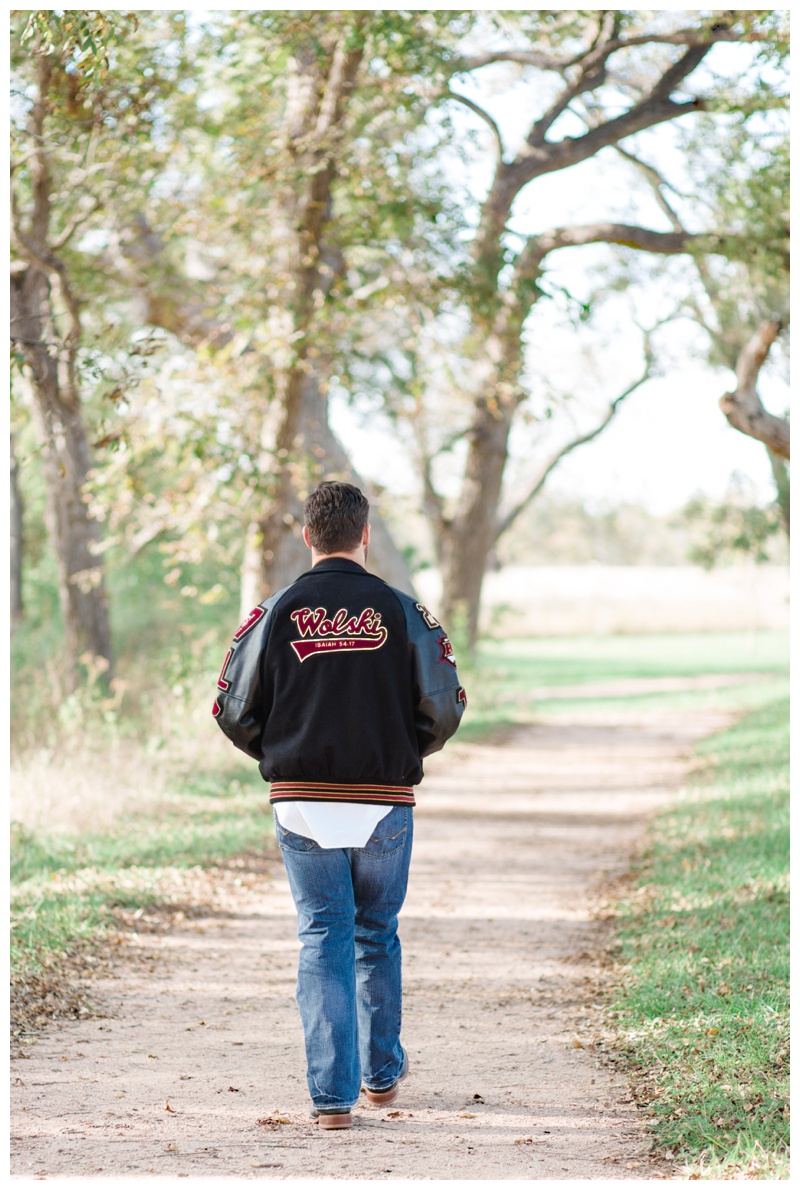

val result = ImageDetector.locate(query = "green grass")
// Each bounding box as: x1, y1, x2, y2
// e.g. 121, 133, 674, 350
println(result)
604, 696, 789, 1179
458, 629, 787, 740
10, 767, 274, 999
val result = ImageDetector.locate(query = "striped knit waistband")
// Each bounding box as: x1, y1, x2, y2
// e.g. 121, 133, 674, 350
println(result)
269, 781, 416, 807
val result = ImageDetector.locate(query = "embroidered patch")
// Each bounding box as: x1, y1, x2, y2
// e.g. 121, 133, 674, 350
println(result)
289, 606, 388, 663
458, 686, 468, 705
233, 605, 265, 641
437, 634, 457, 667
414, 602, 441, 630
217, 648, 233, 691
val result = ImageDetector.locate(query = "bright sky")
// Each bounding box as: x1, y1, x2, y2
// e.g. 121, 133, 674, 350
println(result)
332, 19, 786, 515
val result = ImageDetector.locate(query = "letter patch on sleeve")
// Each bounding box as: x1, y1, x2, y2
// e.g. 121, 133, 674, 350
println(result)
437, 634, 457, 666
217, 649, 233, 691
415, 602, 441, 630
233, 606, 265, 641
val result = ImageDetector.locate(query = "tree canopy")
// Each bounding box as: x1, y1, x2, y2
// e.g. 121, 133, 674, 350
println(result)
10, 8, 790, 677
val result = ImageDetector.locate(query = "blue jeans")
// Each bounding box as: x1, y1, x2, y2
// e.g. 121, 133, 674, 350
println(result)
275, 804, 413, 1111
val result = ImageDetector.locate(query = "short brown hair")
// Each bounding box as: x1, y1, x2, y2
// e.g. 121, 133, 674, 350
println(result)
303, 481, 369, 555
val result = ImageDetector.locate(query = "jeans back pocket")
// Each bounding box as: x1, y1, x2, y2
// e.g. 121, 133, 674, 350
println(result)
275, 821, 319, 852
356, 806, 410, 858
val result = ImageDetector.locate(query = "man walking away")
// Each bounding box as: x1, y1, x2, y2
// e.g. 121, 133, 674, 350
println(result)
213, 481, 466, 1129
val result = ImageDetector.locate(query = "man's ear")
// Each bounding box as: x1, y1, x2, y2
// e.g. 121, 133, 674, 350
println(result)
363, 523, 371, 546
302, 525, 312, 550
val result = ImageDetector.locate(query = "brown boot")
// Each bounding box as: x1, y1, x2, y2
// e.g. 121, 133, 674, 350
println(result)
310, 1108, 353, 1129
364, 1052, 409, 1106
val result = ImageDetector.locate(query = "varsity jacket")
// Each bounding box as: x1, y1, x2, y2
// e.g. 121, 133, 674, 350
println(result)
213, 558, 466, 807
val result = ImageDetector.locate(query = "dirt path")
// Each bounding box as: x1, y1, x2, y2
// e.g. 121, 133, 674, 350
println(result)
11, 698, 735, 1180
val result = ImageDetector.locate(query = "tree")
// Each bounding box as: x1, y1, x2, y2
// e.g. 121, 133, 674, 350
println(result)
10, 11, 195, 684
674, 118, 789, 526
399, 9, 788, 643
12, 10, 787, 664
10, 14, 117, 685
96, 11, 462, 612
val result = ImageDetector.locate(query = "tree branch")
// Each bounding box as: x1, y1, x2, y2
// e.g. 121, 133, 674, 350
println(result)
473, 42, 715, 275
51, 196, 103, 252
526, 13, 622, 148
514, 41, 711, 168
11, 188, 83, 343
452, 48, 571, 75
526, 67, 602, 149
313, 17, 367, 141
719, 320, 789, 459
512, 42, 711, 179
451, 23, 772, 77
518, 221, 706, 276
613, 145, 685, 232
494, 338, 656, 542
446, 89, 505, 159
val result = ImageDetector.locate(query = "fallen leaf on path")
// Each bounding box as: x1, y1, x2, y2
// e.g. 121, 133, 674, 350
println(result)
257, 1116, 290, 1127
472, 1093, 484, 1102
228, 1086, 239, 1092
164, 1100, 175, 1113
459, 1113, 476, 1119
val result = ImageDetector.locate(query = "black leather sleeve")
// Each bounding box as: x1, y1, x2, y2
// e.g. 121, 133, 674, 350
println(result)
399, 594, 466, 758
212, 587, 290, 759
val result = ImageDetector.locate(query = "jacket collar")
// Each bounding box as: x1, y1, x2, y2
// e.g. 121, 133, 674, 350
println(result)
299, 557, 370, 578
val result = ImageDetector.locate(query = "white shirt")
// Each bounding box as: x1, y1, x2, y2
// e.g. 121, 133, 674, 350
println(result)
274, 800, 392, 849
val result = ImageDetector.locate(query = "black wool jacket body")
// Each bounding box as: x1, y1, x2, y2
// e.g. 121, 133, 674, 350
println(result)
213, 558, 466, 807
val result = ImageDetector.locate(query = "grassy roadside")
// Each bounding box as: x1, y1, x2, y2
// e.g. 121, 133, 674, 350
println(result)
10, 764, 274, 1035
460, 628, 789, 1177
600, 696, 790, 1179
457, 629, 788, 740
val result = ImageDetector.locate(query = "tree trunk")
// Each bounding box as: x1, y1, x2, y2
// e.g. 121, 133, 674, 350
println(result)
439, 404, 513, 647
10, 47, 113, 688
10, 433, 24, 625
236, 19, 420, 614
11, 270, 113, 687
423, 26, 756, 647
239, 374, 415, 616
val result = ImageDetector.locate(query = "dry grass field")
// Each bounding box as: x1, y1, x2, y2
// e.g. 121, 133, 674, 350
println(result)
416, 564, 788, 637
